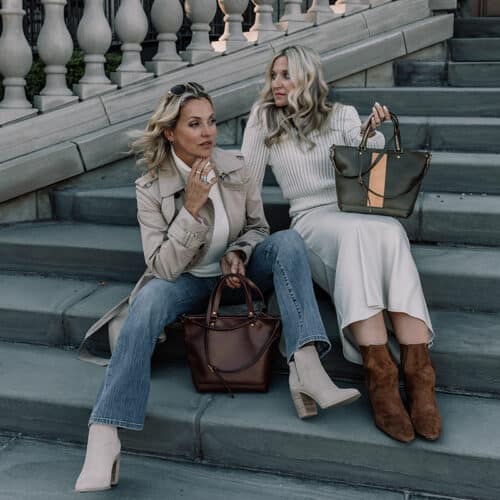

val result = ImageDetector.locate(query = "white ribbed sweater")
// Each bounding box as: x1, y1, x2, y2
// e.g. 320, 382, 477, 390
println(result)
241, 103, 385, 217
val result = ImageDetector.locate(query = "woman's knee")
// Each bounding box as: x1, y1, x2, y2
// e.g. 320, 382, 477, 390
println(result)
269, 229, 307, 256
128, 279, 179, 325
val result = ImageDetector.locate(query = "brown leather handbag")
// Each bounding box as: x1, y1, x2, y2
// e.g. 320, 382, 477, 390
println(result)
183, 274, 281, 394
330, 112, 431, 218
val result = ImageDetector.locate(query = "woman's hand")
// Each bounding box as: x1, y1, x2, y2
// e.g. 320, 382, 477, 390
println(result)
360, 102, 391, 138
184, 157, 217, 219
220, 251, 246, 288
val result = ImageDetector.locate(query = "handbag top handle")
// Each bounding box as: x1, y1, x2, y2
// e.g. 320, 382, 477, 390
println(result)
359, 111, 402, 153
206, 273, 266, 325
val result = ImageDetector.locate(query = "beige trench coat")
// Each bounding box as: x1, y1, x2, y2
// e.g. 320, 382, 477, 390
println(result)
79, 147, 270, 365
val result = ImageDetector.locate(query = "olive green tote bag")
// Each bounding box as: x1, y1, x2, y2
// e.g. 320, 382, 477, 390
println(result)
329, 112, 431, 218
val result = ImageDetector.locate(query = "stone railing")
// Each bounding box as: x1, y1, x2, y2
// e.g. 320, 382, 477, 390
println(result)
0, 0, 390, 126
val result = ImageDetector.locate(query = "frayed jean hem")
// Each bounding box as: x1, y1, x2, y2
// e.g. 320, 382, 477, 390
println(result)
89, 416, 143, 431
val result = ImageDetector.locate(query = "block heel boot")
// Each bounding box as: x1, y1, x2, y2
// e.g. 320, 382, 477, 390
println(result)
75, 424, 121, 492
400, 343, 441, 440
359, 344, 415, 443
289, 345, 361, 419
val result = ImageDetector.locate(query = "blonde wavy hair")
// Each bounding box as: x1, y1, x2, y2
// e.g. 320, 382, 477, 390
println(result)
130, 82, 213, 172
254, 45, 333, 148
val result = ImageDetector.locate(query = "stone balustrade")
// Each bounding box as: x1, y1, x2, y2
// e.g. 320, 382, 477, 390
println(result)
0, 0, 369, 125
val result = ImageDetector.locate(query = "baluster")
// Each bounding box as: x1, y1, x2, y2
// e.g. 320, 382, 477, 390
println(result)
146, 0, 187, 75
332, 0, 371, 16
306, 0, 340, 24
277, 0, 312, 33
73, 0, 117, 99
34, 0, 78, 112
0, 0, 37, 125
110, 0, 153, 87
182, 0, 221, 64
213, 0, 251, 53
245, 0, 284, 44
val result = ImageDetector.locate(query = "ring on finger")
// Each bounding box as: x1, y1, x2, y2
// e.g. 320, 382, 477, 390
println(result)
201, 175, 209, 183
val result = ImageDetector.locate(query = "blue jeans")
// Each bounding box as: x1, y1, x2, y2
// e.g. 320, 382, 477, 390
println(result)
90, 230, 331, 430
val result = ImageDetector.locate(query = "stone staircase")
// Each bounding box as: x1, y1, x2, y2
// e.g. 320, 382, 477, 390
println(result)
1, 11, 500, 500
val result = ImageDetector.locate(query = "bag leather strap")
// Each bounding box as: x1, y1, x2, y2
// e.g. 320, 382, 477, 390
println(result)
206, 273, 265, 325
359, 111, 402, 153
201, 274, 280, 395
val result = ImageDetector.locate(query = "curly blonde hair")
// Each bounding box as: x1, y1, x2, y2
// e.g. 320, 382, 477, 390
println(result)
130, 82, 213, 172
254, 45, 333, 149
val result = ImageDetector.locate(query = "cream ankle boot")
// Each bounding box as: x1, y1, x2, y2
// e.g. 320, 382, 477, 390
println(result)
75, 424, 121, 493
289, 345, 361, 418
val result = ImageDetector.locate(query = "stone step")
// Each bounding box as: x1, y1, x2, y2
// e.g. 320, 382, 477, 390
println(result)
333, 87, 500, 117
0, 221, 144, 282
0, 435, 410, 500
386, 115, 500, 153
0, 273, 132, 347
261, 151, 500, 195
422, 151, 500, 194
394, 61, 447, 87
448, 62, 500, 87
1, 272, 498, 395
52, 186, 290, 230
450, 37, 500, 61
454, 17, 500, 38
53, 185, 500, 245
0, 342, 499, 500
1, 223, 499, 309
52, 185, 138, 226
266, 190, 500, 247
412, 192, 500, 246
412, 244, 500, 311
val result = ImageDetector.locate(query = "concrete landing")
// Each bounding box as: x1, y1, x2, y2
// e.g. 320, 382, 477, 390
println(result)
0, 435, 410, 500
0, 343, 499, 500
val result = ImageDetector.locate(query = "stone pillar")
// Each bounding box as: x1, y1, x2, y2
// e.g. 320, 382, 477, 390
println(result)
245, 0, 284, 44
34, 0, 78, 112
0, 0, 37, 125
146, 0, 188, 75
73, 0, 117, 99
278, 0, 313, 33
306, 0, 340, 24
110, 0, 154, 87
212, 0, 251, 53
181, 0, 221, 64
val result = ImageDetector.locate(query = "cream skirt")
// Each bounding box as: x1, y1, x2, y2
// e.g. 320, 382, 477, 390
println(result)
292, 204, 434, 365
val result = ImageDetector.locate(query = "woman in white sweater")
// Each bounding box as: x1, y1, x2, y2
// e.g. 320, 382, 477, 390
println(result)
242, 45, 441, 443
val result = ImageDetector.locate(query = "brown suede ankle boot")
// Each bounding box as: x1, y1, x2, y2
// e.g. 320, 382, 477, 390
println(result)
360, 344, 415, 443
400, 344, 441, 441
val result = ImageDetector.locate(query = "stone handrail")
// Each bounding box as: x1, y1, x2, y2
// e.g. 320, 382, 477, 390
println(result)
0, 0, 396, 126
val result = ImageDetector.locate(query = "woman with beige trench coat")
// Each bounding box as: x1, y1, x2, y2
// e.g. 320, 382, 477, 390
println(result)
74, 82, 360, 493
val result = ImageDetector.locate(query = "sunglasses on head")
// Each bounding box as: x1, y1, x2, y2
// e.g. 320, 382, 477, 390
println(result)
168, 82, 205, 97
